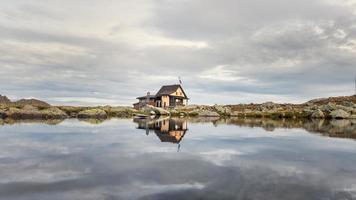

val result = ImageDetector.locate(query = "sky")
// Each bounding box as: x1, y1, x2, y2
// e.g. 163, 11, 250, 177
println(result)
0, 0, 356, 106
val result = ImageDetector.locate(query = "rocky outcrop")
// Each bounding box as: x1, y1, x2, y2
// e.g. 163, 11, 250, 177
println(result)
14, 99, 51, 109
213, 105, 232, 116
103, 106, 137, 117
3, 106, 67, 119
77, 108, 108, 119
197, 110, 220, 117
311, 109, 325, 118
141, 106, 170, 116
0, 95, 11, 105
330, 109, 351, 119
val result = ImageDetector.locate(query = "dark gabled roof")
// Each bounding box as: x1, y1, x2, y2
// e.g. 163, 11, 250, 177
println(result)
156, 84, 188, 98
154, 131, 187, 144
136, 95, 156, 100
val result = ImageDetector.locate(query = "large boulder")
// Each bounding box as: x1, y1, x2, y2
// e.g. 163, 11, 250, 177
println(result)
318, 103, 336, 112
311, 109, 325, 118
330, 109, 351, 119
142, 106, 170, 116
77, 108, 108, 119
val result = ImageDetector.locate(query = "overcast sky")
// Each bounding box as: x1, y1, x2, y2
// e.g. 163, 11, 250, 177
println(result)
0, 0, 355, 105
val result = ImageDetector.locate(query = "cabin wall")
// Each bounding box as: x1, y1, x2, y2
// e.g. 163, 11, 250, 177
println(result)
134, 99, 155, 110
161, 95, 170, 108
161, 120, 169, 132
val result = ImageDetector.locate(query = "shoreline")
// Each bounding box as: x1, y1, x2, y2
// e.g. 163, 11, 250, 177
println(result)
0, 95, 355, 120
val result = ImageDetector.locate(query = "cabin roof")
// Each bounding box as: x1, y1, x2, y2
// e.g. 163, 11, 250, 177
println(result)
136, 95, 156, 100
155, 131, 187, 143
156, 84, 188, 98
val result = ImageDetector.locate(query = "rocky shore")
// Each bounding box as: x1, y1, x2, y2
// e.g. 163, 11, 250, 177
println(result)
0, 94, 355, 120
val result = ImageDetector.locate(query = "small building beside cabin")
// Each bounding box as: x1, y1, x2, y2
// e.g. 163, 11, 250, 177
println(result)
133, 84, 189, 110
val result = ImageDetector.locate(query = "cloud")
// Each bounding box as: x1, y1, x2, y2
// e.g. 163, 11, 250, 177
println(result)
0, 0, 355, 105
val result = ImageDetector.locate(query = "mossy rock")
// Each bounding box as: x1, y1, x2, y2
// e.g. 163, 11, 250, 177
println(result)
57, 106, 87, 117
78, 108, 108, 119
106, 107, 136, 117
41, 107, 68, 119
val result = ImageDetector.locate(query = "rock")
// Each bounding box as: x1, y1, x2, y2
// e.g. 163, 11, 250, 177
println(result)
214, 105, 232, 116
77, 108, 107, 119
15, 99, 51, 109
0, 95, 11, 105
23, 105, 37, 110
261, 102, 278, 109
335, 105, 354, 113
41, 107, 68, 119
197, 110, 220, 117
306, 98, 327, 104
5, 107, 40, 119
311, 109, 325, 118
342, 101, 354, 108
57, 106, 87, 117
330, 109, 351, 119
142, 106, 170, 115
3, 106, 67, 119
152, 107, 170, 115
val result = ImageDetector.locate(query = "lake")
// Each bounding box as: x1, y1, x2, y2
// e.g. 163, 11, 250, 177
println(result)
0, 117, 355, 200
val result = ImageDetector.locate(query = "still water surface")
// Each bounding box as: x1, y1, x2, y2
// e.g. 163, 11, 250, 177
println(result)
0, 117, 355, 200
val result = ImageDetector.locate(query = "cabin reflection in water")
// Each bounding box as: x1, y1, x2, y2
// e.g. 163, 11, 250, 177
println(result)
134, 118, 188, 146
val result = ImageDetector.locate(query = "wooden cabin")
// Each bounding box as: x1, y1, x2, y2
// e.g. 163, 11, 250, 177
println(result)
133, 84, 189, 110
134, 118, 188, 144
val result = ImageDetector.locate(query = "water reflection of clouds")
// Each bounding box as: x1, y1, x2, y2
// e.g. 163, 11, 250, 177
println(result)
0, 118, 355, 199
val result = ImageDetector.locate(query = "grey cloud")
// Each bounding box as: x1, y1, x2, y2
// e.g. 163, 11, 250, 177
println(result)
0, 0, 355, 105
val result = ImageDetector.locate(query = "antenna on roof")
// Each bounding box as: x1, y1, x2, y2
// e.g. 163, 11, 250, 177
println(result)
178, 76, 182, 85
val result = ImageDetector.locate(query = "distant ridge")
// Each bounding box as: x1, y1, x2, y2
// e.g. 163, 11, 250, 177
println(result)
0, 95, 11, 104
0, 95, 51, 108
306, 95, 356, 105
